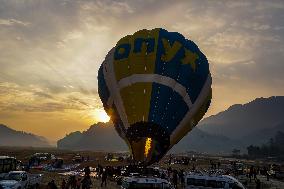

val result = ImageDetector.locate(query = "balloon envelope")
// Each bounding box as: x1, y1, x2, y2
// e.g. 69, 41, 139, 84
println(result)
98, 28, 211, 165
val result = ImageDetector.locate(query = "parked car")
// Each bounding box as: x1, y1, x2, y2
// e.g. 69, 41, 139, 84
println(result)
121, 176, 174, 189
0, 171, 42, 189
185, 173, 246, 189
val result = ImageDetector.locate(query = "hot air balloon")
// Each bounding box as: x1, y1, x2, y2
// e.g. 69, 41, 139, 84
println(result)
98, 28, 211, 165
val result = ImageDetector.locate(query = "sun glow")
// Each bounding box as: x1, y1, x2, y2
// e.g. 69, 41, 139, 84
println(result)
92, 109, 110, 123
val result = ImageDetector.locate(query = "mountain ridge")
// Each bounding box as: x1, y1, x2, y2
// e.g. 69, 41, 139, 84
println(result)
199, 96, 284, 139
0, 124, 51, 147
2, 96, 283, 154
57, 96, 284, 154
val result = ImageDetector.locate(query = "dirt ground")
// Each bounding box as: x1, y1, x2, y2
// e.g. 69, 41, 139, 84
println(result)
39, 172, 119, 189
1, 147, 284, 189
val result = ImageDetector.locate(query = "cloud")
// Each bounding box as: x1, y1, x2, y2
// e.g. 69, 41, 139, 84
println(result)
0, 0, 284, 139
0, 18, 30, 26
81, 0, 134, 14
0, 0, 283, 101
0, 82, 101, 113
33, 91, 54, 99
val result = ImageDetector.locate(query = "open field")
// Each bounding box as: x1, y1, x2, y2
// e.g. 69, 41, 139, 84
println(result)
1, 147, 284, 189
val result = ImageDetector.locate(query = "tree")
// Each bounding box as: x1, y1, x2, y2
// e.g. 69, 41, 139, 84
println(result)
232, 149, 240, 157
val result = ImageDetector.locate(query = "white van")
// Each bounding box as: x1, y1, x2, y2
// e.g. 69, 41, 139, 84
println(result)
185, 173, 246, 189
121, 176, 174, 189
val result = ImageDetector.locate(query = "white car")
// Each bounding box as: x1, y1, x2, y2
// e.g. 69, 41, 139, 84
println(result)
121, 176, 174, 189
185, 173, 246, 189
0, 179, 23, 189
1, 171, 28, 189
0, 171, 42, 189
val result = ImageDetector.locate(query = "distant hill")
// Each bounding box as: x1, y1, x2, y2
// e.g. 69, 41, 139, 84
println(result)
57, 122, 128, 151
58, 96, 284, 154
0, 124, 51, 147
57, 123, 242, 154
171, 128, 243, 154
241, 121, 284, 146
199, 96, 284, 146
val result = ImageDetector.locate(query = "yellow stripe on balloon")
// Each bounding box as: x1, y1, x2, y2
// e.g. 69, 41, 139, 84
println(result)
120, 82, 153, 125
112, 35, 132, 81
113, 28, 160, 81
113, 29, 161, 124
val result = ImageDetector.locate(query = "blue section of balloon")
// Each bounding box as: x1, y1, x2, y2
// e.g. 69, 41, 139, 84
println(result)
97, 66, 110, 110
154, 29, 209, 103
148, 83, 188, 134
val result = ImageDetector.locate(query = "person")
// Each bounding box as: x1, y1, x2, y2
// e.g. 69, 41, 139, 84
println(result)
255, 179, 261, 189
192, 163, 196, 171
217, 162, 221, 169
168, 155, 173, 165
97, 164, 103, 178
81, 176, 92, 189
253, 167, 257, 180
61, 179, 66, 189
161, 172, 166, 179
84, 166, 91, 177
249, 166, 254, 182
172, 170, 178, 189
48, 180, 58, 189
167, 167, 172, 179
179, 169, 185, 188
69, 175, 76, 189
101, 168, 108, 187
76, 178, 81, 189
265, 167, 270, 181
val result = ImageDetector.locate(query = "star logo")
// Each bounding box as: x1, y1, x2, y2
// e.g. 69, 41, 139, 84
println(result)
181, 49, 199, 71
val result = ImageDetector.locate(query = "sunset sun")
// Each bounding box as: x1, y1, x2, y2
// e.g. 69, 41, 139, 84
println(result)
92, 109, 110, 123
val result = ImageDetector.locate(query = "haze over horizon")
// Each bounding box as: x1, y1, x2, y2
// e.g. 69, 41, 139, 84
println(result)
0, 0, 284, 140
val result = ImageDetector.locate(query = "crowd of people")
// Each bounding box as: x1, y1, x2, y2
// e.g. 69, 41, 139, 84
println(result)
47, 166, 93, 189
43, 160, 277, 189
45, 164, 188, 189
165, 167, 185, 189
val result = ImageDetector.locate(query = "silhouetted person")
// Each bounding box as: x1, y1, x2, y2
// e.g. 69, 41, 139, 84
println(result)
255, 179, 261, 189
61, 179, 66, 189
167, 167, 172, 179
253, 167, 257, 180
101, 168, 108, 187
265, 167, 270, 181
172, 170, 178, 189
249, 166, 254, 182
192, 163, 196, 170
76, 178, 81, 189
168, 155, 173, 165
68, 175, 76, 189
179, 169, 185, 188
161, 172, 166, 179
84, 166, 91, 177
81, 176, 92, 189
97, 164, 103, 178
48, 180, 58, 189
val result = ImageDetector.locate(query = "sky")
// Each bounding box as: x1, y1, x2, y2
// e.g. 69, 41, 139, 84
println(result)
0, 0, 284, 141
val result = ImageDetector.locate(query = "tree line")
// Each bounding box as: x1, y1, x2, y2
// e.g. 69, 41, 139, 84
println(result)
247, 131, 284, 159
